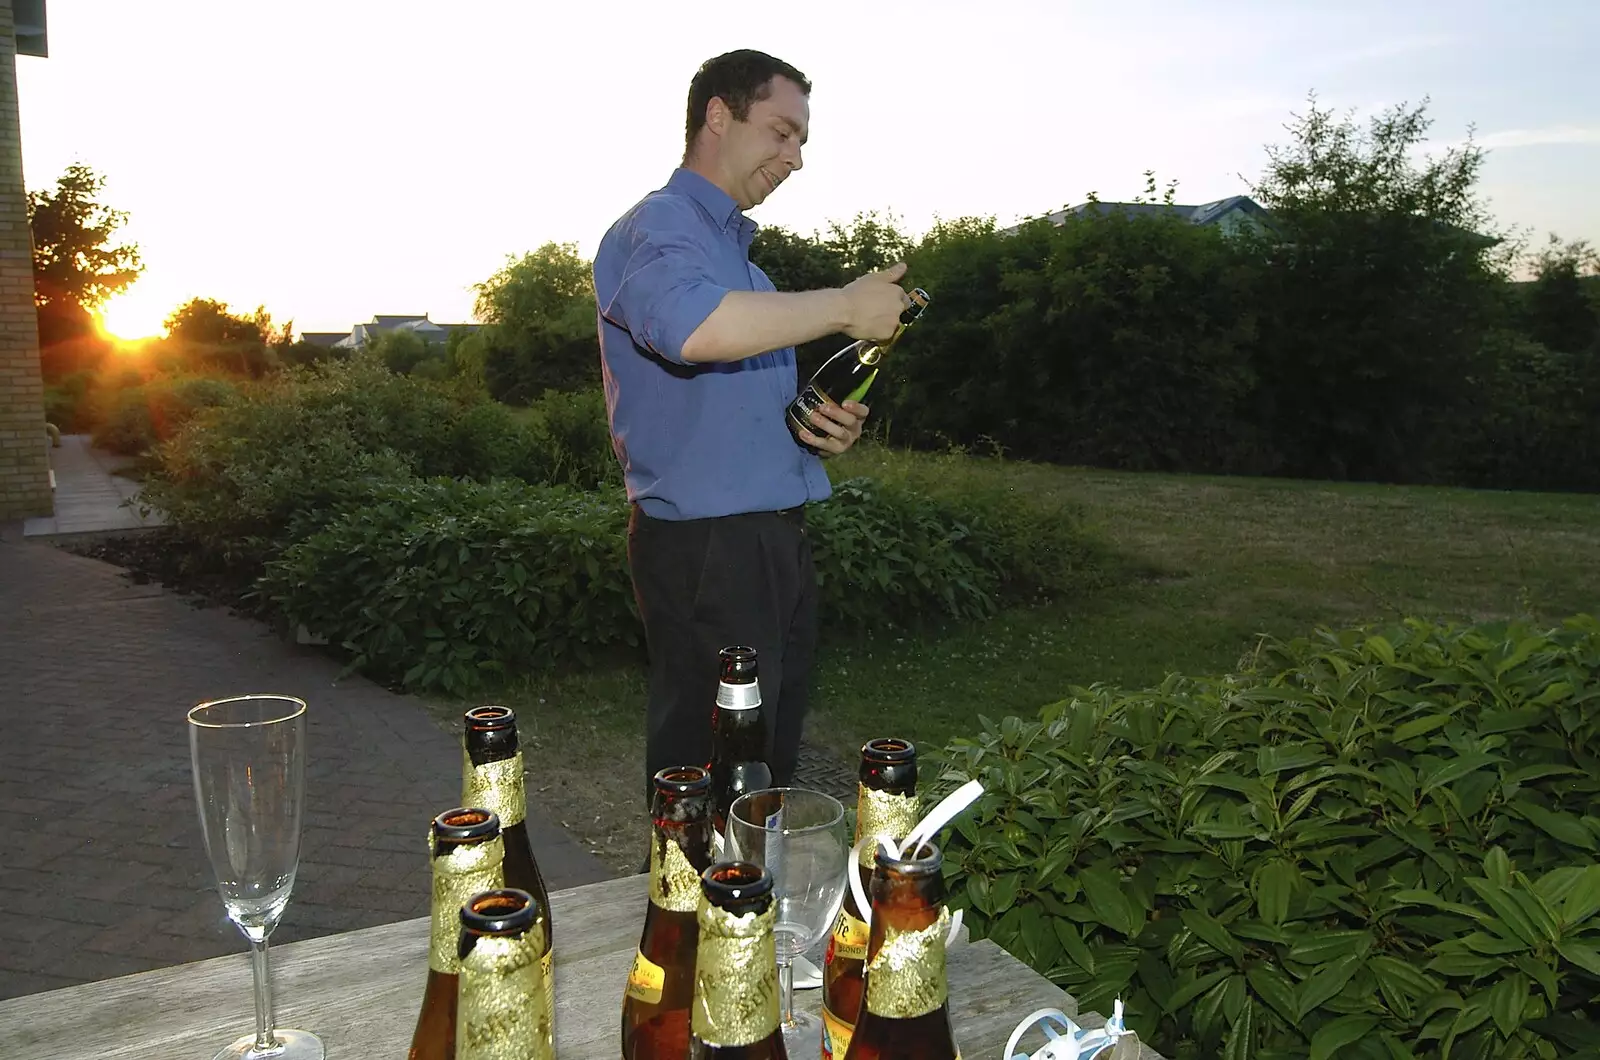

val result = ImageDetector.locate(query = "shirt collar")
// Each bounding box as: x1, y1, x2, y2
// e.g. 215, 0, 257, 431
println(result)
669, 167, 757, 241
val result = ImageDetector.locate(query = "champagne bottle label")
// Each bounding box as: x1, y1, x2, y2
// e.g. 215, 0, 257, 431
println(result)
715, 680, 761, 710
865, 906, 951, 1020
787, 384, 830, 433
457, 932, 554, 1060
856, 786, 921, 869
429, 835, 506, 973
829, 905, 870, 961
649, 834, 703, 913
463, 751, 527, 828
625, 948, 665, 1004
821, 1005, 854, 1060
691, 902, 779, 1047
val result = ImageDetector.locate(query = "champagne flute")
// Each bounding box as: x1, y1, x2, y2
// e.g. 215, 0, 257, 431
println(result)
726, 787, 849, 1053
188, 694, 325, 1060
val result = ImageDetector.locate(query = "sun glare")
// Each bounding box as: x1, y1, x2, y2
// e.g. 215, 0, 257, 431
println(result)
96, 293, 168, 342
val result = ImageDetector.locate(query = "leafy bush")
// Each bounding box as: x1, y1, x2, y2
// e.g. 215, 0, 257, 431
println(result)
809, 473, 1106, 631
258, 477, 639, 695
1444, 330, 1600, 494
90, 373, 237, 455
140, 357, 559, 577
934, 615, 1600, 1059
43, 370, 95, 432
517, 387, 620, 490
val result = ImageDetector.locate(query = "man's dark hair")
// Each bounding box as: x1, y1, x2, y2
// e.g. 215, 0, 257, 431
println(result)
684, 49, 811, 155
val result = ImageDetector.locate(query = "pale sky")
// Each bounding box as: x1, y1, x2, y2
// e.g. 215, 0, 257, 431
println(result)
15, 0, 1600, 338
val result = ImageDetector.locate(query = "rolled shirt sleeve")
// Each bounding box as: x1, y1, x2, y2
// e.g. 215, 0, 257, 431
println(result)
597, 200, 731, 366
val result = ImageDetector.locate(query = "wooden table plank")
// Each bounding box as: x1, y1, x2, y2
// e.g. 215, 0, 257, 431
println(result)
0, 872, 1160, 1059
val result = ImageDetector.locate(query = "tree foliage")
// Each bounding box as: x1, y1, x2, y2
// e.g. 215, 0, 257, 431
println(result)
1518, 235, 1600, 356
472, 242, 600, 402
28, 162, 142, 312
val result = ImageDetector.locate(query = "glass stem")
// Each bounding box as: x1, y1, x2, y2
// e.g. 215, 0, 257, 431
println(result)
779, 956, 796, 1028
249, 935, 278, 1052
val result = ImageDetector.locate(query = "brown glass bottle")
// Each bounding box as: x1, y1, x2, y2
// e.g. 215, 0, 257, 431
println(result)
462, 704, 556, 1038
821, 738, 920, 1060
408, 808, 507, 1060
622, 765, 718, 1060
689, 861, 787, 1060
839, 842, 961, 1060
455, 887, 555, 1060
709, 647, 773, 840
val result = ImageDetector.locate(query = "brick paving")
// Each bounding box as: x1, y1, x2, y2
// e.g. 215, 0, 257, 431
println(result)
0, 532, 612, 1002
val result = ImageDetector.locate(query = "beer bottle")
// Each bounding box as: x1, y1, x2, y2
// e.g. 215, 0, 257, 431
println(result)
689, 861, 786, 1059
456, 887, 555, 1060
709, 646, 772, 839
839, 842, 962, 1060
408, 808, 507, 1060
622, 765, 717, 1059
821, 739, 920, 1060
462, 704, 556, 1037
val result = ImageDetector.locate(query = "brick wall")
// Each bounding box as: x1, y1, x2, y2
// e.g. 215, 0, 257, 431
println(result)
0, 0, 49, 521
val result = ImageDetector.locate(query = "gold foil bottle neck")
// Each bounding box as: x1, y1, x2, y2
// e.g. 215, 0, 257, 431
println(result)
463, 751, 527, 829
456, 927, 553, 1060
865, 905, 951, 1020
692, 900, 779, 1047
856, 784, 921, 868
649, 832, 705, 913
428, 834, 506, 973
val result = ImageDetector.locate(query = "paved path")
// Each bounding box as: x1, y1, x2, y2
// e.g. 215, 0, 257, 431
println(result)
23, 434, 162, 539
0, 534, 612, 1002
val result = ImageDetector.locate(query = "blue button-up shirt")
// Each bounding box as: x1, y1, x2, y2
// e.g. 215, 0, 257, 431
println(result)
592, 168, 833, 521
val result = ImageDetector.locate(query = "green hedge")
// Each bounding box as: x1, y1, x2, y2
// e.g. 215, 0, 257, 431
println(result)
934, 615, 1600, 1059
250, 471, 1103, 695
257, 477, 639, 694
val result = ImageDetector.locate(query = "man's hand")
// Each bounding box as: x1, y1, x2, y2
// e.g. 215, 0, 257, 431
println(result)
840, 262, 912, 343
798, 399, 870, 456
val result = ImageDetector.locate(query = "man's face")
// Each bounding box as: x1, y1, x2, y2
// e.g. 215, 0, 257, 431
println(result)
717, 75, 809, 210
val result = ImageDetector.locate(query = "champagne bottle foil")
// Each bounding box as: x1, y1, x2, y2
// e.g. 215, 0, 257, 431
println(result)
429, 835, 506, 973
866, 906, 951, 1020
456, 932, 554, 1060
856, 786, 921, 868
692, 902, 780, 1047
649, 833, 704, 913
463, 752, 527, 828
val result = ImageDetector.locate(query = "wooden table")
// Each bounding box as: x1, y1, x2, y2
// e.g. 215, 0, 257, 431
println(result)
0, 872, 1154, 1059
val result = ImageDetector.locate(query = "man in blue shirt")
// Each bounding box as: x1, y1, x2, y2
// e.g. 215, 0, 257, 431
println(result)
593, 49, 913, 807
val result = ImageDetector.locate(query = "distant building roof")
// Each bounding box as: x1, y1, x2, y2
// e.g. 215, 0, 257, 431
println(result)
1026, 194, 1275, 231
300, 332, 348, 348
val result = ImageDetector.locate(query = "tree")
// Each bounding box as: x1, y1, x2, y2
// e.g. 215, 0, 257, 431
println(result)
472, 242, 600, 402
28, 163, 143, 377
1243, 94, 1517, 483
163, 298, 285, 378
28, 163, 142, 313
1519, 234, 1600, 355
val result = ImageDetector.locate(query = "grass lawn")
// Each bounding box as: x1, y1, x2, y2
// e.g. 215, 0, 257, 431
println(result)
496, 443, 1600, 873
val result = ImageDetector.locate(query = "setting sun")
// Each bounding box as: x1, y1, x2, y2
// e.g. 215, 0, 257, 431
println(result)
96, 291, 169, 342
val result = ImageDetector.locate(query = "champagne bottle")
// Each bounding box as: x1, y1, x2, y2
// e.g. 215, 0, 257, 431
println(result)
408, 808, 507, 1060
462, 704, 556, 1039
785, 287, 931, 454
821, 739, 920, 1060
623, 765, 718, 1060
689, 861, 787, 1059
455, 887, 555, 1060
840, 842, 962, 1060
708, 646, 772, 842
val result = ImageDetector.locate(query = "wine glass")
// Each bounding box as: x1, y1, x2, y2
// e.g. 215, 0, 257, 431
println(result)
187, 694, 325, 1060
726, 787, 849, 1052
